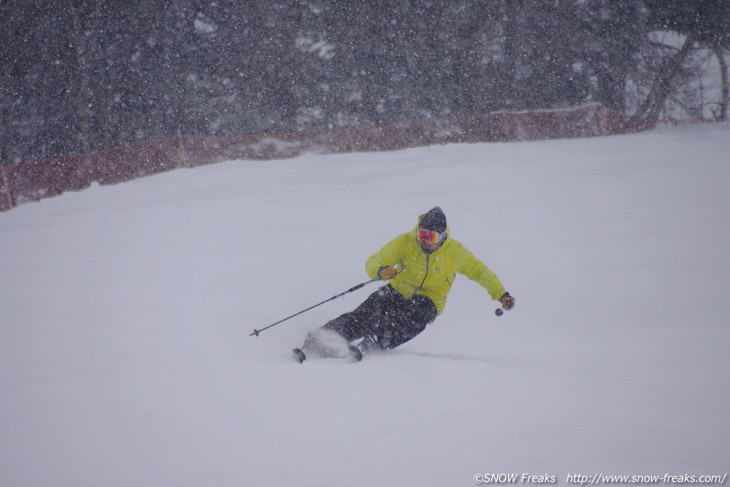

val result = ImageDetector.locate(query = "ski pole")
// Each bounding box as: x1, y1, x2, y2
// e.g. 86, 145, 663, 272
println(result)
250, 277, 381, 337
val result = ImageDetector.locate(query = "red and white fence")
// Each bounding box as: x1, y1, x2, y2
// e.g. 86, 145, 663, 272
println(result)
0, 104, 655, 212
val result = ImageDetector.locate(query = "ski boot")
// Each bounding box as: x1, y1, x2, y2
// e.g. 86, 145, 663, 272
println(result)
358, 334, 385, 355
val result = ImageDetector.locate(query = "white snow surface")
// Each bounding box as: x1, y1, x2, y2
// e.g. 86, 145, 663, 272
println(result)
1, 123, 729, 486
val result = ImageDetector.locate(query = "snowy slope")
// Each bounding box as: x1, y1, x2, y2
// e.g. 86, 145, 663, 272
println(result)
1, 123, 729, 487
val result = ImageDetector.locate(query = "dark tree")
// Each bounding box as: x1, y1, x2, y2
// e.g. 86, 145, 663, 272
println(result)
1, 0, 726, 164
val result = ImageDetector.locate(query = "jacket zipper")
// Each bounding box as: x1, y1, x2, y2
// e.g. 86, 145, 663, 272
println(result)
414, 254, 430, 295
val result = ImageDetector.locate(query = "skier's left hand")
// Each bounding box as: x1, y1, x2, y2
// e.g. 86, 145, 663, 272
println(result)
500, 292, 515, 311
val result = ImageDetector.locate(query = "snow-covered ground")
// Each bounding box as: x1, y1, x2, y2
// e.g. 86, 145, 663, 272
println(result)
1, 123, 729, 487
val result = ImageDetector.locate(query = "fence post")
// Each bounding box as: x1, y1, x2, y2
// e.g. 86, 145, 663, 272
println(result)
1, 164, 14, 210
345, 126, 354, 152
177, 130, 191, 168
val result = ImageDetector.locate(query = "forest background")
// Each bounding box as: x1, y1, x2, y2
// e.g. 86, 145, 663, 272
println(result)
1, 0, 729, 165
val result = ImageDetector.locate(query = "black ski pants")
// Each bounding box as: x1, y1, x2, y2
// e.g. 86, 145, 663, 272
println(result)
322, 284, 437, 349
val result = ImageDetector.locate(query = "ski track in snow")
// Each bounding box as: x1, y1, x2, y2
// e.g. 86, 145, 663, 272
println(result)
1, 123, 729, 487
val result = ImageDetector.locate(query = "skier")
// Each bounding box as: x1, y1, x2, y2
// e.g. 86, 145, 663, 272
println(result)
296, 207, 515, 361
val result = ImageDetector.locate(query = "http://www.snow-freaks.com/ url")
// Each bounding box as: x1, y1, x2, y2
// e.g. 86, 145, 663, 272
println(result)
473, 473, 728, 486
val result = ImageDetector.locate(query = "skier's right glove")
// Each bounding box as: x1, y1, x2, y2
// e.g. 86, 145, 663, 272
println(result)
378, 266, 397, 280
500, 292, 515, 311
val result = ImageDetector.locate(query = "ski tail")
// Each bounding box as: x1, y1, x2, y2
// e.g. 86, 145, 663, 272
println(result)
292, 348, 306, 363
347, 345, 363, 362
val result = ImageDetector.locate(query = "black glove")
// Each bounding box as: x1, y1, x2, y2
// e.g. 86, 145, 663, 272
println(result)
500, 292, 515, 311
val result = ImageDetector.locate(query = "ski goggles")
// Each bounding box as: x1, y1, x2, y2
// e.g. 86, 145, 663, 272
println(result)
417, 228, 446, 244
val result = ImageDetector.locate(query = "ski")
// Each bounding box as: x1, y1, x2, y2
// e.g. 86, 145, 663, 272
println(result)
292, 345, 363, 363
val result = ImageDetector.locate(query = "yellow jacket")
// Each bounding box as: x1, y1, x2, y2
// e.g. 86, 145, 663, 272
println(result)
365, 218, 506, 315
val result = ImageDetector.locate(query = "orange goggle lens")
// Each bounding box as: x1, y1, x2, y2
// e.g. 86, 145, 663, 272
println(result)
417, 228, 445, 244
